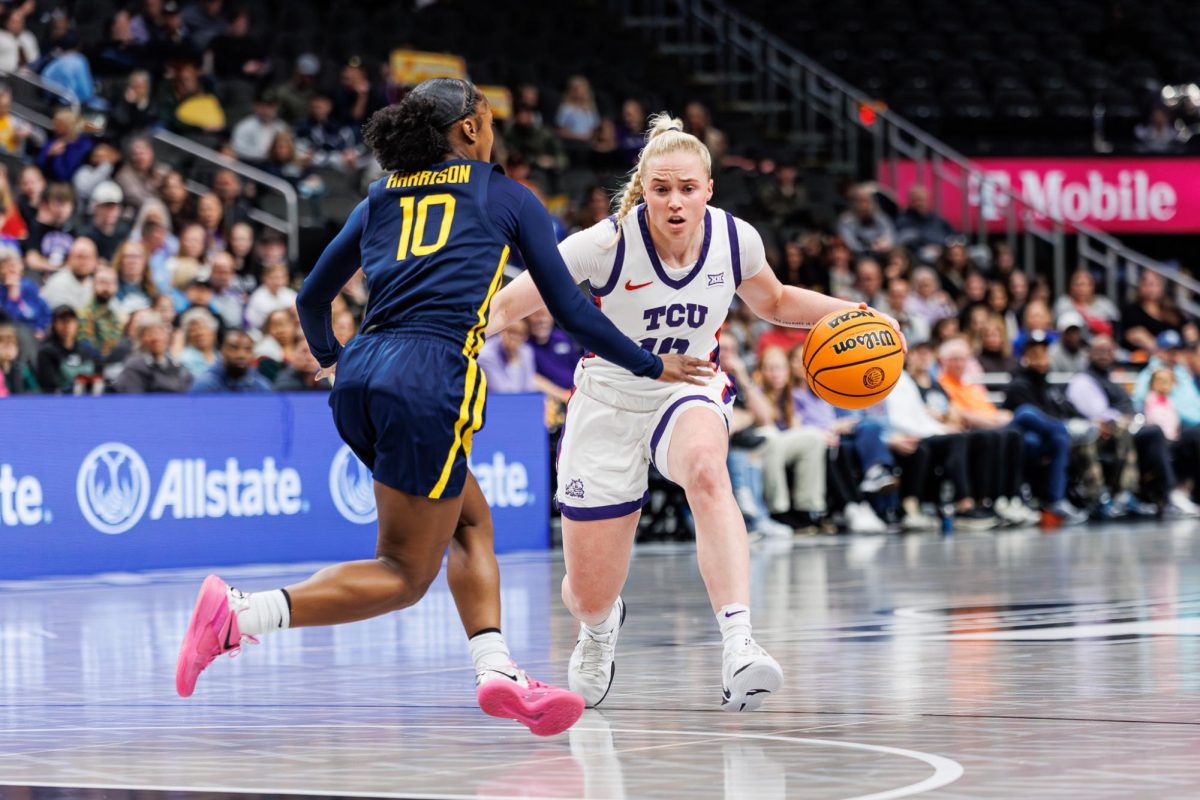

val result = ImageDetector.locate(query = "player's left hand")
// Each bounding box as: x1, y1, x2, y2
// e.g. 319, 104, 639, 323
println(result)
859, 303, 908, 354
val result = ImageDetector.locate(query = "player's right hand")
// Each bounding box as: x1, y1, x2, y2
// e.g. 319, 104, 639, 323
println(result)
657, 354, 715, 386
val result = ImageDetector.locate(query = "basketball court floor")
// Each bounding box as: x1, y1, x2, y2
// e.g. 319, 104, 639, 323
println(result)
2, 521, 1199, 799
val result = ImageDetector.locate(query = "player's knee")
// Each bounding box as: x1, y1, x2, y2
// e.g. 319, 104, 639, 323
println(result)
681, 456, 730, 499
376, 557, 439, 609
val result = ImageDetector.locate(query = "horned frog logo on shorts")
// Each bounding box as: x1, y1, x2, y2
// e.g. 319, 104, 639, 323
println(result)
863, 367, 885, 389
564, 478, 585, 500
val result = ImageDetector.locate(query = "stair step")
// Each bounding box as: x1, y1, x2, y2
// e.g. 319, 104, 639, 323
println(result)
624, 16, 685, 28
728, 100, 790, 114
658, 43, 717, 56
692, 72, 757, 85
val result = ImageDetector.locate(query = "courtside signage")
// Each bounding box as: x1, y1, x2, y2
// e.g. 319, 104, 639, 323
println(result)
0, 393, 549, 578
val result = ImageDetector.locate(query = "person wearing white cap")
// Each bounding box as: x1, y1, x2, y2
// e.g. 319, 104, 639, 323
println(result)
1049, 310, 1089, 374
78, 180, 129, 261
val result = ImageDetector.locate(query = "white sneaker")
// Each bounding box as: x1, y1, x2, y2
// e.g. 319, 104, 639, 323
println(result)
1000, 496, 1040, 524
846, 501, 887, 533
721, 638, 783, 712
901, 508, 940, 531
1168, 489, 1200, 517
568, 597, 625, 708
753, 516, 794, 538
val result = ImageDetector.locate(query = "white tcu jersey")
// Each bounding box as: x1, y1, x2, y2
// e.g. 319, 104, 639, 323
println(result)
559, 203, 765, 409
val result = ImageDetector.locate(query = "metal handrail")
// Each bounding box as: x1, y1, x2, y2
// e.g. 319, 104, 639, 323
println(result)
152, 129, 299, 262
2, 68, 80, 113
610, 0, 1196, 317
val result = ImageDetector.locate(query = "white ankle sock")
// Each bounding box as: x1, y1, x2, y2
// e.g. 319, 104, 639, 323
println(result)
583, 603, 619, 637
230, 587, 290, 636
717, 603, 752, 650
468, 630, 512, 673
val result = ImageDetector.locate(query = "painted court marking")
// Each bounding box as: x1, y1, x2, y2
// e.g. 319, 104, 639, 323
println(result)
0, 722, 964, 800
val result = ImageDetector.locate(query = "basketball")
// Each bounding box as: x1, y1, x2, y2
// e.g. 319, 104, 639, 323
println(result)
802, 308, 904, 410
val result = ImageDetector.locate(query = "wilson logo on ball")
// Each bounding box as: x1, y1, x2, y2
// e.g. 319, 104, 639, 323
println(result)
830, 329, 897, 356
863, 367, 885, 389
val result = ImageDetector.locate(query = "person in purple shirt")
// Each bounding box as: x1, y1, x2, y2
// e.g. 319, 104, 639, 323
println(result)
477, 317, 537, 393
526, 307, 579, 400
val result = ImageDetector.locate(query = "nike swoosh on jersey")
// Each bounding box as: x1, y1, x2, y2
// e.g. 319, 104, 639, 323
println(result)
624, 280, 653, 291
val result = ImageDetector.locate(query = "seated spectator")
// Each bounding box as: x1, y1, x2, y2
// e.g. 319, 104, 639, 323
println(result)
263, 132, 323, 202
757, 164, 810, 235
755, 346, 829, 531
1013, 299, 1057, 356
211, 169, 253, 231
1008, 268, 1031, 322
41, 237, 98, 312
205, 5, 264, 79
507, 103, 568, 174
195, 192, 227, 252
478, 317, 536, 393
106, 70, 159, 141
332, 59, 386, 130
112, 240, 158, 317
1144, 369, 1182, 450
755, 323, 806, 361
1053, 269, 1120, 337
164, 222, 207, 291
526, 307, 578, 402
207, 251, 245, 329
909, 265, 955, 329
883, 246, 913, 284
273, 334, 327, 391
226, 221, 258, 291
41, 32, 95, 105
555, 75, 601, 161
23, 181, 76, 276
37, 109, 95, 184
975, 314, 1017, 374
1121, 270, 1195, 354
938, 336, 1066, 523
934, 239, 971, 299
0, 321, 37, 394
850, 256, 885, 307
72, 142, 124, 206
77, 265, 124, 359
178, 305, 219, 377
0, 83, 32, 156
986, 279, 1019, 342
296, 94, 361, 173
36, 305, 100, 394
253, 307, 296, 381
0, 247, 49, 335
1135, 107, 1185, 154
776, 238, 826, 291
268, 54, 320, 125
836, 184, 895, 255
683, 101, 725, 162
332, 308, 357, 345
823, 236, 855, 298
1132, 331, 1200, 426
232, 96, 288, 164
16, 164, 44, 226
191, 328, 272, 392
159, 170, 197, 228
112, 310, 192, 393
1049, 311, 1089, 373
1067, 334, 1174, 517
614, 98, 647, 167
90, 9, 149, 77
78, 181, 131, 261
159, 61, 225, 137
0, 8, 39, 72
135, 216, 176, 292
245, 262, 296, 330
115, 136, 167, 210
880, 277, 930, 344
895, 185, 955, 256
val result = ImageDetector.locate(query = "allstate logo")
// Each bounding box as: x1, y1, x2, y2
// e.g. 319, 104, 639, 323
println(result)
329, 445, 376, 524
76, 442, 151, 535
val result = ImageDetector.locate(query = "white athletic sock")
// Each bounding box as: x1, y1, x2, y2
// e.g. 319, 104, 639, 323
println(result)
583, 602, 619, 637
717, 603, 752, 650
230, 587, 291, 636
468, 630, 513, 673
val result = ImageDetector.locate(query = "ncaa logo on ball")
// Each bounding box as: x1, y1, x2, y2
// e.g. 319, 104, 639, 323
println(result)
863, 367, 886, 389
329, 445, 377, 524
77, 442, 151, 535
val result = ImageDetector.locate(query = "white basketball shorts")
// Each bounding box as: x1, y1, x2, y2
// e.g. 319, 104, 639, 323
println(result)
555, 370, 734, 521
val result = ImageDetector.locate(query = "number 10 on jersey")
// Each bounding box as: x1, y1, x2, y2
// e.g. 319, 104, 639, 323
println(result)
396, 193, 456, 260
640, 336, 689, 355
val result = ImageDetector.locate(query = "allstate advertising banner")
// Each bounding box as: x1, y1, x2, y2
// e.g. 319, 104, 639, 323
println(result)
886, 158, 1199, 233
0, 393, 549, 579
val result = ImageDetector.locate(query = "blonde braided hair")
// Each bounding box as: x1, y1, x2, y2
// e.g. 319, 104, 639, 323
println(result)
608, 111, 712, 246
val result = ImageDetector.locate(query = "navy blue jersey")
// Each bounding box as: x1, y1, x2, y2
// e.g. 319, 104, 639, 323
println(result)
358, 161, 504, 356
298, 159, 660, 380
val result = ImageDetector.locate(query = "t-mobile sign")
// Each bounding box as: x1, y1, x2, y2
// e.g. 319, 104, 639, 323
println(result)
886, 158, 1200, 233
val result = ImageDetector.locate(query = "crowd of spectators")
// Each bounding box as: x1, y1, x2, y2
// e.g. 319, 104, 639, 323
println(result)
2, 0, 1198, 537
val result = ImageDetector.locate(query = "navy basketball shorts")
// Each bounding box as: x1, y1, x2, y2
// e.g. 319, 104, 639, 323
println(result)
329, 331, 487, 500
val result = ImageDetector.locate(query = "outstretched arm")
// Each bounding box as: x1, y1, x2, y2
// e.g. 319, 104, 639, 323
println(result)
297, 200, 366, 368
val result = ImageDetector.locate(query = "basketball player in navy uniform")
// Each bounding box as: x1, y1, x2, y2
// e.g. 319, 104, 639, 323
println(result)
175, 79, 711, 737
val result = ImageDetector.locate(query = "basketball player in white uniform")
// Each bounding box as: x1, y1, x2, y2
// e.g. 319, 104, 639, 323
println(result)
486, 114, 903, 711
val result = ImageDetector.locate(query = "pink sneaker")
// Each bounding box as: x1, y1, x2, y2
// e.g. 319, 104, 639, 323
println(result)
477, 669, 585, 737
175, 574, 251, 697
